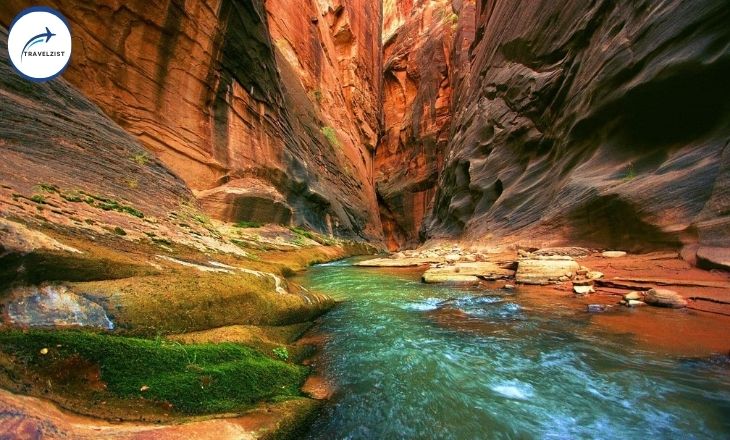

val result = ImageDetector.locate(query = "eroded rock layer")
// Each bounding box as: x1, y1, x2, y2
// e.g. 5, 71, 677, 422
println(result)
0, 0, 384, 241
422, 0, 730, 258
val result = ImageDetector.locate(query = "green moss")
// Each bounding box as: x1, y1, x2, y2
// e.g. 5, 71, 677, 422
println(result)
290, 227, 314, 240
272, 346, 289, 361
235, 221, 263, 229
37, 183, 59, 193
86, 194, 144, 218
61, 192, 83, 203
0, 330, 308, 415
320, 126, 340, 149
30, 194, 46, 204
113, 227, 127, 236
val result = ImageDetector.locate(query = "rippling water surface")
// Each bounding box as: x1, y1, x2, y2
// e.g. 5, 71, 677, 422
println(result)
300, 260, 730, 439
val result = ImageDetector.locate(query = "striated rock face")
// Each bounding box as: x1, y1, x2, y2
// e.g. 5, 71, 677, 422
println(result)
375, 0, 468, 250
421, 0, 730, 255
0, 27, 193, 220
0, 0, 384, 241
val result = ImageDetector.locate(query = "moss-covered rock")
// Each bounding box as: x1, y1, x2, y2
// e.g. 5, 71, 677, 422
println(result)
0, 330, 308, 416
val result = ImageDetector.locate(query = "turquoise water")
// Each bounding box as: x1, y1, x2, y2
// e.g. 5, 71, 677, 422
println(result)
300, 260, 730, 439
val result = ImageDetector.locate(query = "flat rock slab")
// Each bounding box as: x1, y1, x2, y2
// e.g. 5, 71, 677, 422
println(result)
422, 262, 514, 284
602, 251, 627, 258
533, 247, 592, 258
355, 257, 439, 267
516, 259, 580, 285
696, 246, 730, 271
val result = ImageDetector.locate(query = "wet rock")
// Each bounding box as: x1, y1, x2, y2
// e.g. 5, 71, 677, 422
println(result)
644, 288, 688, 308
624, 291, 644, 301
5, 285, 114, 330
602, 251, 627, 258
587, 304, 608, 313
422, 262, 514, 284
515, 258, 580, 285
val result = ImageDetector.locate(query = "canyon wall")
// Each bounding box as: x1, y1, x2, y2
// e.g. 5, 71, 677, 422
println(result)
415, 0, 730, 262
0, 0, 384, 241
375, 0, 469, 250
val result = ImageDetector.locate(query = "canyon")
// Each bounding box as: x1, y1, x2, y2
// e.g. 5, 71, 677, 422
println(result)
1, 0, 728, 261
0, 0, 729, 438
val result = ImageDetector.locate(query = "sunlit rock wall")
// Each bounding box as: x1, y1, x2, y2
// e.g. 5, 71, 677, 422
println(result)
0, 0, 384, 241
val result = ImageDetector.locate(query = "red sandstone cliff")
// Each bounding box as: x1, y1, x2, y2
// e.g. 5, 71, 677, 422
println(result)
375, 0, 466, 250
0, 0, 384, 242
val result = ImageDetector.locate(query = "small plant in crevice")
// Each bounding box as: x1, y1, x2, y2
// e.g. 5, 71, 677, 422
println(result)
30, 194, 46, 204
61, 191, 83, 202
321, 126, 340, 149
272, 346, 289, 361
131, 152, 150, 166
113, 226, 127, 236
623, 162, 636, 181
36, 183, 58, 193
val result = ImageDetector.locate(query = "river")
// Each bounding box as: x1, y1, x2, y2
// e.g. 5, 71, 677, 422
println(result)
299, 259, 730, 439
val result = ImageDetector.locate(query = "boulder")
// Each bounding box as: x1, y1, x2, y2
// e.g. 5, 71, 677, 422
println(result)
422, 262, 514, 284
696, 246, 730, 271
644, 288, 688, 308
515, 259, 581, 285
